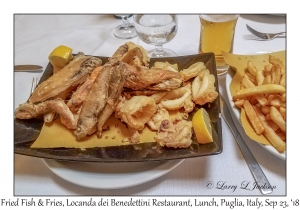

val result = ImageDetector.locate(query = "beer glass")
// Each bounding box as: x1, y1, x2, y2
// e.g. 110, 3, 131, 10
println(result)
199, 15, 239, 75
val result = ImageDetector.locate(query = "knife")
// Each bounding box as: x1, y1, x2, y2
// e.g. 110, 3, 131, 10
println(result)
14, 65, 43, 72
219, 95, 273, 195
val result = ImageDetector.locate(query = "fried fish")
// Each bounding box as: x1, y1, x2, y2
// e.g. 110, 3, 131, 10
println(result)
29, 55, 102, 104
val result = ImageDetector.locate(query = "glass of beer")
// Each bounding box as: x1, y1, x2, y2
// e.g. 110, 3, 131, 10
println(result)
199, 15, 239, 75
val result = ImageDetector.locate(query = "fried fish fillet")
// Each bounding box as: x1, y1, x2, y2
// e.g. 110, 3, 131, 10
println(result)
29, 55, 102, 104
96, 62, 125, 138
75, 64, 111, 139
67, 66, 102, 113
14, 98, 77, 129
75, 58, 124, 140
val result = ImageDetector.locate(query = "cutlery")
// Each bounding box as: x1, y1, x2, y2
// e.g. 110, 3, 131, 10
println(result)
219, 95, 273, 195
246, 24, 286, 40
14, 65, 43, 72
30, 77, 40, 95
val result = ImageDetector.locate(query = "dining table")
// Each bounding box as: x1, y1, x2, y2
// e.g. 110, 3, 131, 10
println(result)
14, 14, 286, 196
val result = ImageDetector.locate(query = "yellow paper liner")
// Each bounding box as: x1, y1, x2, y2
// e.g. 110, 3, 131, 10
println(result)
31, 115, 156, 148
222, 50, 286, 145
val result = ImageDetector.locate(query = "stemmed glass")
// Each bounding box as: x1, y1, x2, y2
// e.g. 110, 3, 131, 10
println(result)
133, 15, 178, 57
113, 15, 137, 39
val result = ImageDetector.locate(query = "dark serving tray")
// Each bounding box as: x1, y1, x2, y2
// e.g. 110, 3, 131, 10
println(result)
14, 53, 222, 162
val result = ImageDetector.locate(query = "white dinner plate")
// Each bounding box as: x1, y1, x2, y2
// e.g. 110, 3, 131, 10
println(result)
225, 51, 286, 160
43, 158, 184, 189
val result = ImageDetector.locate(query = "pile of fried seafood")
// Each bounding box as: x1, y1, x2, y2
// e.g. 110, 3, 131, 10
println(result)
15, 42, 218, 148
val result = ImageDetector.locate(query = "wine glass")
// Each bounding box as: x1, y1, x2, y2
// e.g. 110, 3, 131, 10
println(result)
133, 14, 178, 57
113, 15, 137, 39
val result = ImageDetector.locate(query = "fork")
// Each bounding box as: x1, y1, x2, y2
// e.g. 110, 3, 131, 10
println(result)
30, 77, 40, 96
246, 24, 286, 40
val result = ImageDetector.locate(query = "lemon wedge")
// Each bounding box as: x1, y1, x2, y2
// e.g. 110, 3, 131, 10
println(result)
192, 108, 213, 144
48, 45, 73, 68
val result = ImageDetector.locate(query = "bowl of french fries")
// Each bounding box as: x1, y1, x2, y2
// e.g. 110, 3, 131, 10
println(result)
223, 51, 286, 160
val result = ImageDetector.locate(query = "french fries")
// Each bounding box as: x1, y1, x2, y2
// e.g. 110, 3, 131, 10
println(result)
256, 70, 265, 86
254, 106, 286, 153
232, 55, 286, 153
247, 60, 258, 76
232, 84, 286, 100
269, 55, 286, 75
270, 106, 286, 132
243, 100, 264, 135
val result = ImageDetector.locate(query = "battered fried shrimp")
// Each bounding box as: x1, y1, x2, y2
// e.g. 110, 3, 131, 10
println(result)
123, 63, 183, 91
154, 119, 193, 148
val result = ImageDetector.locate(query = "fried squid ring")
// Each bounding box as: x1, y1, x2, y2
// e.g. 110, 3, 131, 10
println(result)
160, 84, 194, 113
116, 96, 157, 130
180, 62, 206, 81
192, 70, 218, 105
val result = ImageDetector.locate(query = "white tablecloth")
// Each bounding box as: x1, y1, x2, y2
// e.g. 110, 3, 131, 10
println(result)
13, 14, 286, 196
